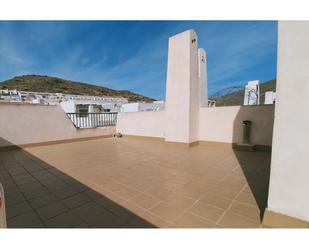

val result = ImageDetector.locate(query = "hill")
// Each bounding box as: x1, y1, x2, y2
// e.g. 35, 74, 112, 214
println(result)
0, 75, 155, 102
212, 79, 276, 106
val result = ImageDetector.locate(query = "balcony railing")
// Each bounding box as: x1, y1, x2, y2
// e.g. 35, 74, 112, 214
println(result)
67, 112, 117, 128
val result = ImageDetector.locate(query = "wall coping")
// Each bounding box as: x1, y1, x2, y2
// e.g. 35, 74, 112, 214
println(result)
0, 134, 113, 152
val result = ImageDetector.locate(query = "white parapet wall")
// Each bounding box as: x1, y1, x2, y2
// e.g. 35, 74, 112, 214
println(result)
116, 105, 274, 146
116, 110, 165, 138
199, 105, 274, 146
267, 21, 309, 222
0, 103, 115, 147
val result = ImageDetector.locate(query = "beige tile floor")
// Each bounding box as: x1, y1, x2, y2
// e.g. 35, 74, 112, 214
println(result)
24, 136, 271, 228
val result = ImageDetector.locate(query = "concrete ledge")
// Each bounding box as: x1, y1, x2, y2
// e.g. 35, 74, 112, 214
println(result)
123, 135, 199, 147
198, 140, 232, 148
121, 136, 272, 151
123, 135, 165, 142
0, 135, 113, 152
165, 140, 199, 148
255, 145, 272, 152
232, 143, 272, 152
263, 209, 309, 228
200, 140, 271, 152
232, 143, 256, 151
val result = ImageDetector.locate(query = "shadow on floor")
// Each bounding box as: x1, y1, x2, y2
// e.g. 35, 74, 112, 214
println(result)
232, 106, 274, 220
0, 137, 155, 228
232, 149, 271, 220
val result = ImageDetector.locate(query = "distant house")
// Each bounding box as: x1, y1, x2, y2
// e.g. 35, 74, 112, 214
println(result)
60, 99, 127, 114
120, 100, 164, 112
0, 89, 22, 102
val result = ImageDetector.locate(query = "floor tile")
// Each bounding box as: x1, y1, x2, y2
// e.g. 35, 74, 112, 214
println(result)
36, 202, 68, 221
22, 186, 49, 200
188, 201, 224, 222
218, 211, 260, 228
140, 212, 171, 228
235, 192, 258, 206
5, 192, 26, 206
7, 211, 44, 228
72, 202, 106, 221
29, 193, 58, 209
148, 202, 184, 223
121, 202, 145, 215
128, 193, 159, 209
172, 212, 215, 228
62, 193, 91, 209
45, 211, 86, 228
199, 193, 232, 210
53, 187, 80, 200
162, 193, 196, 210
6, 201, 33, 219
86, 212, 127, 228
229, 201, 261, 223
112, 187, 141, 200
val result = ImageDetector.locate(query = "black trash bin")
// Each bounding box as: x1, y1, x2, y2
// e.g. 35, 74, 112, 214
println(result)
242, 120, 252, 144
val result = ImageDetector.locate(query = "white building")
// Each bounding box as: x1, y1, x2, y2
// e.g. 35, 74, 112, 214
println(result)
120, 101, 164, 112
0, 89, 129, 107
60, 99, 122, 128
60, 99, 126, 114
264, 91, 276, 104
19, 91, 128, 106
0, 89, 22, 102
243, 80, 260, 105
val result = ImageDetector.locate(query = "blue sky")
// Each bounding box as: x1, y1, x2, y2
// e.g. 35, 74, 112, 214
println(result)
0, 21, 277, 100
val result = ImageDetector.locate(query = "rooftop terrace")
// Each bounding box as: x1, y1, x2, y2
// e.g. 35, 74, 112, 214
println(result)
0, 136, 270, 228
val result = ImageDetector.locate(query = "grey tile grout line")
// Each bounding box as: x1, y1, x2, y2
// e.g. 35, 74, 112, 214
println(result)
6, 150, 100, 227
189, 199, 226, 211
5, 153, 47, 227
216, 183, 261, 227
102, 171, 247, 228
49, 171, 258, 227
74, 177, 167, 223
215, 183, 248, 227
17, 159, 79, 227
169, 198, 205, 227
229, 198, 259, 208
222, 209, 261, 225
223, 185, 263, 224
142, 197, 202, 228
17, 174, 248, 227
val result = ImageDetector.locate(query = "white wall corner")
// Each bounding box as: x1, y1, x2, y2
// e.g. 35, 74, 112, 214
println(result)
164, 29, 200, 144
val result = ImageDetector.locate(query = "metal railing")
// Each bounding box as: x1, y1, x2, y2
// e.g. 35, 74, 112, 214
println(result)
67, 112, 117, 128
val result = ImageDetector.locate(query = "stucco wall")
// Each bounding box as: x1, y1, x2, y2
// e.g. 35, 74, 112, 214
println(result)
116, 105, 274, 145
0, 103, 115, 147
165, 30, 199, 143
199, 105, 274, 146
116, 110, 164, 138
267, 21, 309, 222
